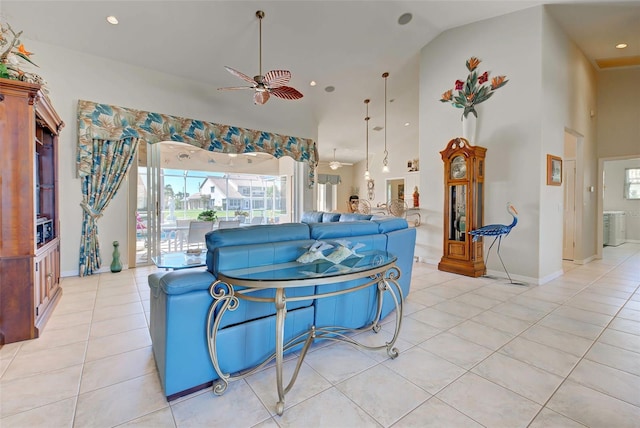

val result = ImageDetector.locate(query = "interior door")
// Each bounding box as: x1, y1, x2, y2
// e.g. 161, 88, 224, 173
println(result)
563, 159, 576, 260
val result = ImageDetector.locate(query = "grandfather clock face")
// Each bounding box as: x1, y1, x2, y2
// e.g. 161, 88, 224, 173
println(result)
451, 156, 467, 179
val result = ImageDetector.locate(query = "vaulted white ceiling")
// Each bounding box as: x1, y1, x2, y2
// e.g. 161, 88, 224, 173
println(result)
3, 1, 637, 164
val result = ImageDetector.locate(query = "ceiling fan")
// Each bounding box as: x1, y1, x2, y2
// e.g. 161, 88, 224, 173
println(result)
218, 10, 303, 105
328, 148, 353, 170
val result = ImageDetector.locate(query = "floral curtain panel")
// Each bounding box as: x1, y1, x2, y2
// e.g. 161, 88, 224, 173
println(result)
78, 137, 139, 276
76, 100, 318, 275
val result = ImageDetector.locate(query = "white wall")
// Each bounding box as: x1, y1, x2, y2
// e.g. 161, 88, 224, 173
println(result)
604, 158, 640, 241
418, 6, 598, 282
20, 39, 317, 276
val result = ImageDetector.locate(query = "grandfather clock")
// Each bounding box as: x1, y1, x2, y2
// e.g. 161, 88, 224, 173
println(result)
438, 138, 487, 277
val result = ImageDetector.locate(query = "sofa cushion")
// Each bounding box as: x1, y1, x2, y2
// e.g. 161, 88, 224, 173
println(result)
206, 223, 310, 272
300, 211, 324, 223
374, 217, 409, 233
308, 221, 380, 240
339, 213, 373, 222
322, 212, 341, 222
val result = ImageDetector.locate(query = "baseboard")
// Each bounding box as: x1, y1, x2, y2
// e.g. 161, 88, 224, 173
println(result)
485, 268, 542, 285
537, 269, 564, 285
569, 254, 598, 265
625, 239, 640, 244
61, 264, 129, 278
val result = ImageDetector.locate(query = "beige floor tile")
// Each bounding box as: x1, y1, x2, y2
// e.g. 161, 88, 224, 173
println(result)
94, 292, 141, 308
389, 316, 441, 345
171, 381, 272, 427
353, 325, 415, 363
74, 372, 168, 427
598, 328, 640, 353
624, 299, 640, 311
432, 300, 486, 319
85, 327, 151, 362
384, 346, 465, 394
393, 397, 483, 428
1, 341, 86, 381
472, 352, 564, 404
490, 301, 547, 323
304, 342, 378, 384
608, 317, 640, 336
565, 297, 621, 315
546, 379, 640, 427
618, 307, 640, 322
0, 342, 22, 361
96, 283, 139, 298
471, 310, 532, 335
45, 310, 93, 331
574, 290, 629, 307
436, 372, 540, 428
119, 406, 177, 427
449, 320, 514, 350
245, 360, 331, 415
537, 313, 605, 340
419, 332, 494, 369
336, 364, 430, 427
275, 387, 379, 427
528, 407, 587, 428
509, 295, 559, 313
499, 337, 581, 377
585, 341, 640, 376
18, 324, 90, 356
89, 312, 148, 338
0, 365, 82, 418
425, 283, 471, 299
91, 301, 144, 323
80, 346, 156, 393
453, 292, 503, 310
551, 305, 613, 327
408, 307, 465, 329
406, 289, 448, 307
520, 325, 594, 357
568, 359, 640, 407
0, 397, 76, 428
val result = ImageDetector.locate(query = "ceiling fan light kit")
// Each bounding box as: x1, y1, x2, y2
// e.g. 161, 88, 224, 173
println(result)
218, 10, 303, 105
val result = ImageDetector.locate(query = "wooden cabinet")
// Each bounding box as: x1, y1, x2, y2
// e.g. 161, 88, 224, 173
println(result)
438, 138, 486, 277
0, 79, 64, 344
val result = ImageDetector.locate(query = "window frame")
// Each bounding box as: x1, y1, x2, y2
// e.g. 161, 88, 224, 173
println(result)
624, 168, 640, 200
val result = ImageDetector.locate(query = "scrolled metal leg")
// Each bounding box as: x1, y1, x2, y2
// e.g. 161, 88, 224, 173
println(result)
274, 288, 287, 415
206, 280, 239, 396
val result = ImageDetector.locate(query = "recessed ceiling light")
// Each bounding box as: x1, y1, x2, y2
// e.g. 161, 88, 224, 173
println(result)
404, 122, 410, 127
398, 13, 412, 25
324, 86, 335, 93
616, 43, 628, 49
310, 80, 317, 87
106, 15, 119, 25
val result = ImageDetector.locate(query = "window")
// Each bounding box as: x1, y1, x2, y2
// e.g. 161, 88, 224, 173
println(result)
625, 168, 640, 199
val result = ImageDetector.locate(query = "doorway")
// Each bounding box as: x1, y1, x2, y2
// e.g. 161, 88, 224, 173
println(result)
562, 130, 580, 261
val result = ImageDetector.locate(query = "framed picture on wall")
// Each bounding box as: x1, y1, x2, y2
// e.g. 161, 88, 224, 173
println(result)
547, 154, 562, 186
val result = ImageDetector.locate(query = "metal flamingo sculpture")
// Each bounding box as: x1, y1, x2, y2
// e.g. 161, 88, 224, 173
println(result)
469, 202, 519, 284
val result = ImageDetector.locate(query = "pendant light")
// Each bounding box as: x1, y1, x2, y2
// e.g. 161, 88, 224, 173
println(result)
382, 72, 390, 173
364, 99, 371, 180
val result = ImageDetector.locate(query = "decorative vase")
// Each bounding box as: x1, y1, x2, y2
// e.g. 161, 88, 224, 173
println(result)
110, 240, 122, 273
462, 114, 477, 144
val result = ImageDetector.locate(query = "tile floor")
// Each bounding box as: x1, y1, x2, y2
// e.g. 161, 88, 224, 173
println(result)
1, 244, 639, 427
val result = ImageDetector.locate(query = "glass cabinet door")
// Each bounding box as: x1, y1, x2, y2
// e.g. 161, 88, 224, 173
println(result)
448, 184, 467, 241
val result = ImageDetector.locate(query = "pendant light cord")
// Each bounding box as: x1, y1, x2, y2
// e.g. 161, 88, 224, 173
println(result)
365, 99, 370, 173
382, 72, 389, 169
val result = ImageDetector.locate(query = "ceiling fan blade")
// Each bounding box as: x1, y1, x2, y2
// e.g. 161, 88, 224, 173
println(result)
263, 70, 291, 88
254, 90, 270, 105
217, 86, 255, 91
270, 86, 304, 100
224, 66, 258, 85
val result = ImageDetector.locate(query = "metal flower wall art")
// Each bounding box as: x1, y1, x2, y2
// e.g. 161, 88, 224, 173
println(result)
440, 57, 508, 119
0, 20, 45, 86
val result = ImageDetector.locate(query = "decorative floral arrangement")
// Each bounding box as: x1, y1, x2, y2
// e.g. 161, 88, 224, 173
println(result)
0, 20, 46, 85
440, 57, 508, 119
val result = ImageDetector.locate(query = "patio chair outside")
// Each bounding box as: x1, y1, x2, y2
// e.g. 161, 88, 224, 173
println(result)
186, 221, 214, 249
218, 220, 241, 229
250, 216, 264, 225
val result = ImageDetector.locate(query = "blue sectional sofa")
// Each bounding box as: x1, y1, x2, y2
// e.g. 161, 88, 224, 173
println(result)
148, 217, 416, 399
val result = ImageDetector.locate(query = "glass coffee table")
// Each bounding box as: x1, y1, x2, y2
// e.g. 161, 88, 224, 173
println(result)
152, 250, 206, 270
206, 250, 403, 415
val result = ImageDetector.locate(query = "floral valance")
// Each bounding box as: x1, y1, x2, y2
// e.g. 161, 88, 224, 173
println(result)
76, 100, 318, 186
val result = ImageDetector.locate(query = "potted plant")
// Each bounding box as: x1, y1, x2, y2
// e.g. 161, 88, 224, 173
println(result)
197, 209, 218, 222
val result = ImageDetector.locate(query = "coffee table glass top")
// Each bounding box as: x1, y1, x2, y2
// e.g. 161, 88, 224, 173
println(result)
152, 250, 206, 270
219, 250, 395, 284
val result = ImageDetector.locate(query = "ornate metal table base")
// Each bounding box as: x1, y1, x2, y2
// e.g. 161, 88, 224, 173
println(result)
206, 259, 403, 416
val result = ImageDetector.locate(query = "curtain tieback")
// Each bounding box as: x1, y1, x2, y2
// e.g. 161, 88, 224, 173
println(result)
80, 202, 103, 220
